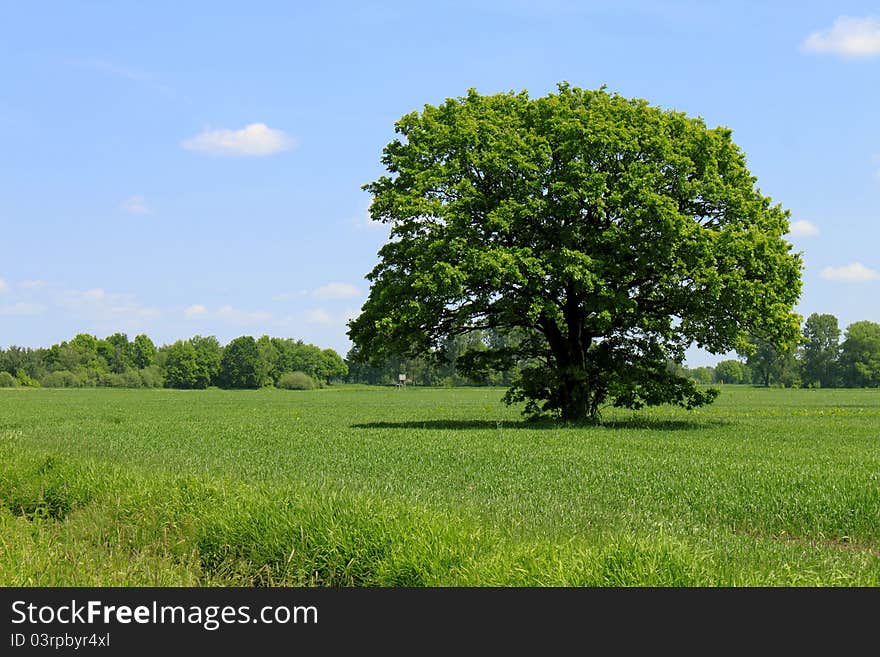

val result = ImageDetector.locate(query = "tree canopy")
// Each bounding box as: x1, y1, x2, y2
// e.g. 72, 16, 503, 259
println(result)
348, 84, 803, 421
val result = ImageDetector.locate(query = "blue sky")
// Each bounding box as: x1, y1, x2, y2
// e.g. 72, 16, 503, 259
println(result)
1, 1, 878, 365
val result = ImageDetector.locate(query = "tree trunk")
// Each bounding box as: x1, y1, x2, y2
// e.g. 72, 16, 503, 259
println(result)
557, 365, 604, 422
560, 375, 590, 422
540, 309, 600, 422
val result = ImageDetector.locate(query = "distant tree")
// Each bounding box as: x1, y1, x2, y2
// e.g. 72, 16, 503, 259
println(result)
317, 349, 348, 383
163, 341, 201, 389
687, 366, 715, 385
218, 336, 261, 389
256, 335, 280, 386
101, 332, 133, 373
70, 333, 100, 357
272, 338, 298, 378
0, 345, 47, 380
44, 334, 104, 379
800, 313, 840, 388
839, 321, 880, 388
289, 342, 323, 379
190, 335, 222, 387
0, 346, 24, 374
742, 337, 800, 387
714, 359, 747, 384
132, 334, 157, 369
345, 345, 393, 385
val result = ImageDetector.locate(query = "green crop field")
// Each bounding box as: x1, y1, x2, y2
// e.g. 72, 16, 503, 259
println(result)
1, 385, 878, 586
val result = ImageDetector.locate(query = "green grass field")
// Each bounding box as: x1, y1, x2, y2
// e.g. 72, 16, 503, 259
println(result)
1, 385, 878, 586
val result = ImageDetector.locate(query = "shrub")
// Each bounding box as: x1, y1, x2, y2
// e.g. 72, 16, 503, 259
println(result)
278, 371, 317, 390
15, 369, 40, 387
0, 371, 18, 387
96, 371, 123, 387
138, 365, 164, 388
119, 369, 145, 388
40, 370, 82, 388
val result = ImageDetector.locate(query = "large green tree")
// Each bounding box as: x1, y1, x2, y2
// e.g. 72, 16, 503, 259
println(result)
348, 84, 802, 421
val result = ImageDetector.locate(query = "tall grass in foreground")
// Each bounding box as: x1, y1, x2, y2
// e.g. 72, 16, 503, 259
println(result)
1, 386, 878, 586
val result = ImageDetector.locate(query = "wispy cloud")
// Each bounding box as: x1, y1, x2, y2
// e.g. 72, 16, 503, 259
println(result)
184, 304, 208, 319
788, 220, 819, 237
274, 283, 362, 302
820, 262, 880, 282
0, 278, 7, 294
304, 308, 333, 325
216, 305, 273, 324
0, 302, 46, 316
185, 303, 274, 324
182, 123, 295, 157
312, 282, 360, 299
77, 58, 153, 82
74, 58, 175, 96
121, 195, 150, 215
56, 287, 161, 320
802, 16, 880, 57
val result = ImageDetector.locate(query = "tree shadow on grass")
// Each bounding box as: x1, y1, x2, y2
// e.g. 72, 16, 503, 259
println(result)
351, 417, 727, 432
352, 420, 542, 431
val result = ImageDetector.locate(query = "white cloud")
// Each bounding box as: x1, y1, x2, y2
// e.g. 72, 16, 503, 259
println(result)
121, 195, 150, 215
312, 282, 360, 299
182, 123, 295, 157
272, 291, 305, 302
0, 278, 7, 294
304, 308, 333, 325
788, 220, 819, 237
820, 262, 880, 282
0, 302, 46, 316
216, 305, 273, 323
19, 280, 48, 290
184, 304, 208, 319
83, 288, 106, 301
55, 287, 161, 321
802, 16, 880, 57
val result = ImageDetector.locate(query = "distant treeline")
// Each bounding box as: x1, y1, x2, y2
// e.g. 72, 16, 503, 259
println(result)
345, 314, 880, 390
0, 329, 525, 390
2, 313, 878, 390
345, 328, 527, 387
674, 314, 880, 388
0, 333, 347, 390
